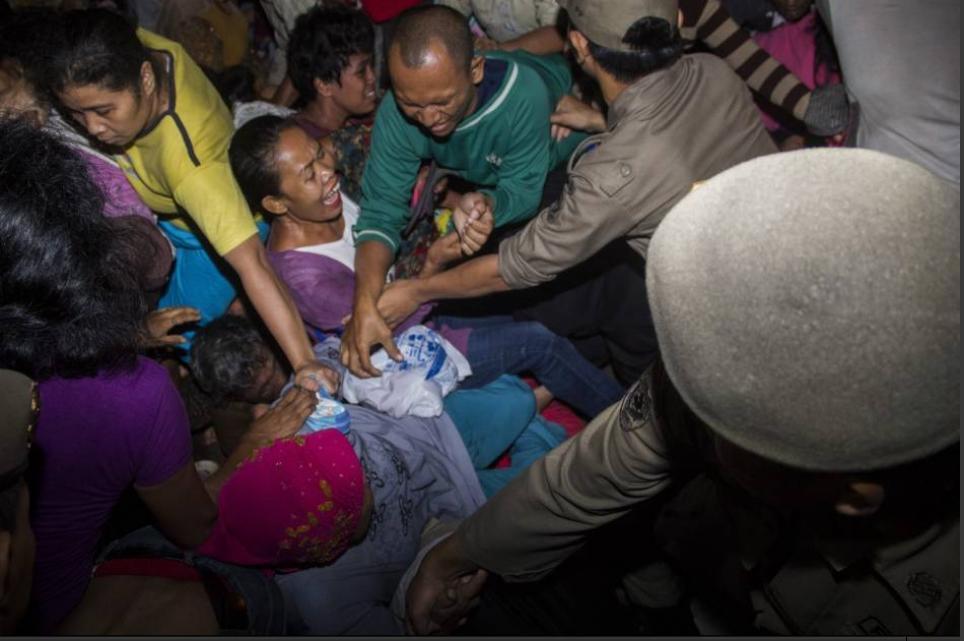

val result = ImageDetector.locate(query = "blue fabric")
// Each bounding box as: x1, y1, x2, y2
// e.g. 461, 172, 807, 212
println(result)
476, 415, 566, 497
443, 375, 567, 497
436, 315, 624, 418
444, 374, 536, 469
157, 219, 270, 353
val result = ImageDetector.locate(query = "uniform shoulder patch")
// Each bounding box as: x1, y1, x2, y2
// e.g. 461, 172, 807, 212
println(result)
619, 373, 654, 432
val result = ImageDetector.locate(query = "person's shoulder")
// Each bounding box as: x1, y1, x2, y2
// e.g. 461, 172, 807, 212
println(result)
371, 91, 425, 146
271, 245, 348, 280
125, 357, 180, 396
487, 51, 551, 94
136, 28, 185, 56
493, 50, 570, 95
686, 52, 744, 87
373, 91, 405, 126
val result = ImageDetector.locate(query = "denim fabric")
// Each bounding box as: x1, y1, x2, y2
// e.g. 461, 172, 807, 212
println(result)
98, 526, 286, 635
157, 219, 270, 354
436, 315, 624, 418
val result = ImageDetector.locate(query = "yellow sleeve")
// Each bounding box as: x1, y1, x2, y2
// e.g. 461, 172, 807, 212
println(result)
173, 162, 259, 256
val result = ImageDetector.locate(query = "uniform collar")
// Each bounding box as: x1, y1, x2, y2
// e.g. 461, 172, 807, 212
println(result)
607, 58, 684, 128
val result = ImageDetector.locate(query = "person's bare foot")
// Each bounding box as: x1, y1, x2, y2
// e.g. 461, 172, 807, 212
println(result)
532, 386, 554, 412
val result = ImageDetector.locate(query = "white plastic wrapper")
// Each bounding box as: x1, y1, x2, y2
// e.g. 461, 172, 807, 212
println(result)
341, 325, 472, 418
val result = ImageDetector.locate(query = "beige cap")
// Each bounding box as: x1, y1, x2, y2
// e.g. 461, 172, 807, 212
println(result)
558, 0, 679, 51
647, 148, 960, 472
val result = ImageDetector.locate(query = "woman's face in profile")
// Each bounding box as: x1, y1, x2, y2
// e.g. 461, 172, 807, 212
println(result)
273, 127, 344, 224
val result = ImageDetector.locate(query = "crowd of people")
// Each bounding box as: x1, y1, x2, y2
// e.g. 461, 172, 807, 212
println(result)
0, 0, 958, 636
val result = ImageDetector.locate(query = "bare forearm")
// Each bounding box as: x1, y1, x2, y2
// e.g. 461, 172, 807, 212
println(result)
419, 233, 461, 278
499, 26, 564, 55
226, 239, 314, 370
412, 254, 510, 304
354, 241, 395, 306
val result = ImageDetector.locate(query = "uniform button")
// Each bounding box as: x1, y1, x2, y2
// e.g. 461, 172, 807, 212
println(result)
619, 163, 631, 177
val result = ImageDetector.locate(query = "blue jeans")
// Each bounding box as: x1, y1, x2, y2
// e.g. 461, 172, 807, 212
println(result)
157, 219, 270, 355
436, 315, 624, 418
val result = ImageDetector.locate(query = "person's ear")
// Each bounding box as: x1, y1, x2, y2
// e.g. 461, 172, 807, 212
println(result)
261, 194, 288, 216
469, 55, 485, 85
313, 77, 336, 98
834, 481, 885, 517
140, 60, 156, 96
568, 30, 591, 65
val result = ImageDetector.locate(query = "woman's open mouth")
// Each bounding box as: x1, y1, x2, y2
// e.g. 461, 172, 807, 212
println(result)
322, 180, 342, 206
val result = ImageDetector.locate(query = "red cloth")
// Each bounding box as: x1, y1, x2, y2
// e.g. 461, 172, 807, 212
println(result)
360, 0, 421, 23
94, 557, 202, 582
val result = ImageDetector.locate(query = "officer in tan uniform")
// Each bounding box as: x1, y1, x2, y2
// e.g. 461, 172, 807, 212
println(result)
397, 149, 960, 635
350, 0, 777, 383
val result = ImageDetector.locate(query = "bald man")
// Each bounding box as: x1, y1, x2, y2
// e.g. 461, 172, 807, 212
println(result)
343, 4, 585, 376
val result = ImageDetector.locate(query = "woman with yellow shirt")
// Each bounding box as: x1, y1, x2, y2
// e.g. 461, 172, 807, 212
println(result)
45, 9, 335, 391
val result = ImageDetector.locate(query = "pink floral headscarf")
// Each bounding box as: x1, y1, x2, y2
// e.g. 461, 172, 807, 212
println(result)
198, 430, 365, 567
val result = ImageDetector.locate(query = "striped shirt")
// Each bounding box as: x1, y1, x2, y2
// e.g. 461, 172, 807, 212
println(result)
681, 0, 811, 121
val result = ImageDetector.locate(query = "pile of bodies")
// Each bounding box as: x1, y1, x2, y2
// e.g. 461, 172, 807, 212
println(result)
0, 0, 958, 635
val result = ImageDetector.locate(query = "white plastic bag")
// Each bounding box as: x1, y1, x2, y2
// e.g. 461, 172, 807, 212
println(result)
341, 325, 472, 418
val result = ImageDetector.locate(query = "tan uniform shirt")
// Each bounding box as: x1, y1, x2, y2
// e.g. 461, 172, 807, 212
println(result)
498, 53, 777, 289
458, 365, 960, 634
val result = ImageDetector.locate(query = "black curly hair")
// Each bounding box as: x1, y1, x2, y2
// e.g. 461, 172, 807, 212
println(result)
0, 118, 146, 380
190, 313, 281, 403
286, 4, 374, 103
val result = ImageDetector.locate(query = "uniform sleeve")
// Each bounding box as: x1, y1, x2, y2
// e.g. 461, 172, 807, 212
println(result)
680, 0, 811, 120
355, 97, 425, 251
173, 161, 259, 256
459, 368, 675, 581
498, 145, 659, 288
134, 364, 193, 488
478, 76, 554, 226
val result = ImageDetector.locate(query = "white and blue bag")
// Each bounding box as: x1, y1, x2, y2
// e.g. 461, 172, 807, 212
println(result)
341, 325, 471, 418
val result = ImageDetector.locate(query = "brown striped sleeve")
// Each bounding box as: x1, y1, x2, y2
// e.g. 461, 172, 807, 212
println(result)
678, 0, 811, 121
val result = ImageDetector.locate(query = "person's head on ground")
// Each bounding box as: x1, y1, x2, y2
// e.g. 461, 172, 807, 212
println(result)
229, 115, 343, 226
0, 118, 146, 380
190, 314, 288, 405
287, 5, 376, 123
559, 0, 682, 86
388, 5, 484, 138
647, 147, 960, 525
0, 369, 36, 634
44, 9, 165, 148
